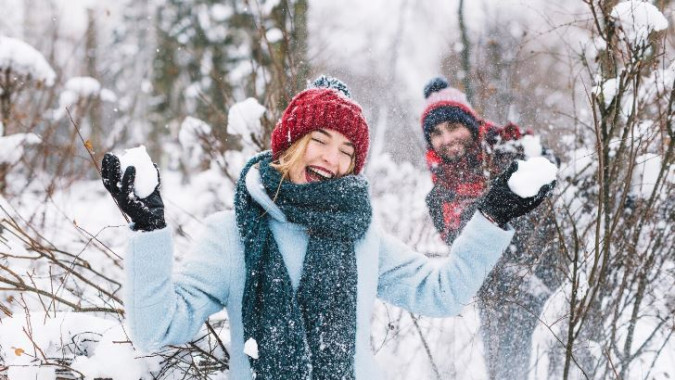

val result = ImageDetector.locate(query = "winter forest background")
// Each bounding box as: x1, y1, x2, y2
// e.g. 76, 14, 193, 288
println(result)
0, 0, 674, 379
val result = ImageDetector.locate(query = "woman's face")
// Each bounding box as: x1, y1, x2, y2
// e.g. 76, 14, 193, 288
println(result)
288, 129, 355, 184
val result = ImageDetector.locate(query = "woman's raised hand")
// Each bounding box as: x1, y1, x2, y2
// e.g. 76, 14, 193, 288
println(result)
101, 153, 166, 231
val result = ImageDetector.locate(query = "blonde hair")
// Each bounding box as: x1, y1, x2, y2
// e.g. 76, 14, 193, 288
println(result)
270, 131, 356, 179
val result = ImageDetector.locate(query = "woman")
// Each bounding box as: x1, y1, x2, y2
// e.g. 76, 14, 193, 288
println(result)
101, 77, 553, 380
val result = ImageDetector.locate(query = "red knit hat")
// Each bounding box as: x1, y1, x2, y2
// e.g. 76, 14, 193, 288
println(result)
271, 78, 370, 174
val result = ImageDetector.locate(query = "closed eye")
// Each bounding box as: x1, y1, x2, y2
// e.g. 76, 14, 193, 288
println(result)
311, 137, 326, 145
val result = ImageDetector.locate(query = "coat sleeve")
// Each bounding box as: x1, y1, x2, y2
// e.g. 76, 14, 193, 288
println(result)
124, 212, 233, 352
377, 212, 514, 317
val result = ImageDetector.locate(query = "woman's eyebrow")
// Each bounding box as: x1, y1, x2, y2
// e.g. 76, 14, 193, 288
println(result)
317, 129, 353, 147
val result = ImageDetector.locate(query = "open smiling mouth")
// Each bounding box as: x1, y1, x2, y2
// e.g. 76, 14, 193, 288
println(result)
305, 165, 335, 182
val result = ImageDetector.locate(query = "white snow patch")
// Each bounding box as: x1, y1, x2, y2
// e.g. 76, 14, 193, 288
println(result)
559, 147, 597, 180
266, 28, 284, 43
64, 76, 102, 97
8, 366, 56, 380
508, 157, 558, 198
117, 145, 159, 198
0, 36, 56, 86
244, 337, 259, 359
593, 77, 620, 106
55, 76, 117, 119
211, 3, 233, 21
0, 133, 41, 164
520, 135, 543, 159
100, 88, 118, 102
0, 313, 159, 380
611, 0, 668, 47
179, 116, 214, 169
631, 153, 662, 199
71, 324, 161, 380
179, 116, 212, 148
228, 97, 267, 153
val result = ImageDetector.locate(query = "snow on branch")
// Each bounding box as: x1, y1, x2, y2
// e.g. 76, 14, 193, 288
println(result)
227, 97, 267, 154
611, 1, 668, 47
0, 36, 56, 86
0, 133, 41, 165
54, 76, 117, 120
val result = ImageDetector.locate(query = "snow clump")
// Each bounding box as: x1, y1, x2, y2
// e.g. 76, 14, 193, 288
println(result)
0, 133, 41, 165
611, 0, 668, 47
0, 36, 56, 86
118, 145, 159, 198
228, 97, 266, 154
508, 156, 558, 198
244, 337, 259, 359
55, 76, 117, 119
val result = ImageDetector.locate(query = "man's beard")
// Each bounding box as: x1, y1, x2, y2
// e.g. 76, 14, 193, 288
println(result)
438, 142, 471, 163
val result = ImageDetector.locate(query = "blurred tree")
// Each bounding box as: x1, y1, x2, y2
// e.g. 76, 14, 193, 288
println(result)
149, 0, 309, 164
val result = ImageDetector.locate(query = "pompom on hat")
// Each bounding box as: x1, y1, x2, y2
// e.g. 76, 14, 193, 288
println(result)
271, 75, 370, 174
420, 76, 480, 146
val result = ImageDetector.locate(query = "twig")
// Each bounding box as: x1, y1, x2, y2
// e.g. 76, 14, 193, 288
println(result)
409, 312, 442, 380
66, 107, 100, 174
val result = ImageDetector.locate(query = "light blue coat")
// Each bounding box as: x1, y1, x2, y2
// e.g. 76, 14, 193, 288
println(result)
124, 167, 514, 379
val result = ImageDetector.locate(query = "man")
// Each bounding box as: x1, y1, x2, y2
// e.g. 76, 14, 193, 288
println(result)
420, 76, 561, 380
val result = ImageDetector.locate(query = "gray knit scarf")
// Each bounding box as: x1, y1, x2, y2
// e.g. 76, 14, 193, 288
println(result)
234, 151, 372, 379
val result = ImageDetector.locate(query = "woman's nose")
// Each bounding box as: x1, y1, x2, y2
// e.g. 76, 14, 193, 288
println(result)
320, 146, 340, 166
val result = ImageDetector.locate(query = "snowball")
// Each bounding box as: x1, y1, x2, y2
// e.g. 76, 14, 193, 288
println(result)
520, 135, 543, 159
508, 157, 558, 198
117, 145, 159, 198
244, 338, 259, 359
611, 1, 668, 47
0, 36, 56, 86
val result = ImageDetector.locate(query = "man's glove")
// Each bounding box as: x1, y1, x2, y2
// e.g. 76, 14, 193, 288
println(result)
101, 153, 166, 232
478, 160, 555, 227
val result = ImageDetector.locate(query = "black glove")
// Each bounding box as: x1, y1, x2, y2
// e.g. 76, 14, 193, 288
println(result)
478, 160, 555, 227
101, 153, 166, 232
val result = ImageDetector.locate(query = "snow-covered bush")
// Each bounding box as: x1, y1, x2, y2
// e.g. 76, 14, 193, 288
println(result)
533, 2, 675, 379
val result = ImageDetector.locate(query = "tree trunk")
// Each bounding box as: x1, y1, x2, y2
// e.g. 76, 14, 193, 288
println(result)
458, 0, 473, 103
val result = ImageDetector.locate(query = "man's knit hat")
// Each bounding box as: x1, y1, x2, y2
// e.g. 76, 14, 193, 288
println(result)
420, 76, 480, 146
271, 75, 370, 174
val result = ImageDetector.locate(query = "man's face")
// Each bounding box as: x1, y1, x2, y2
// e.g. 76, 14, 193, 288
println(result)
429, 122, 474, 162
